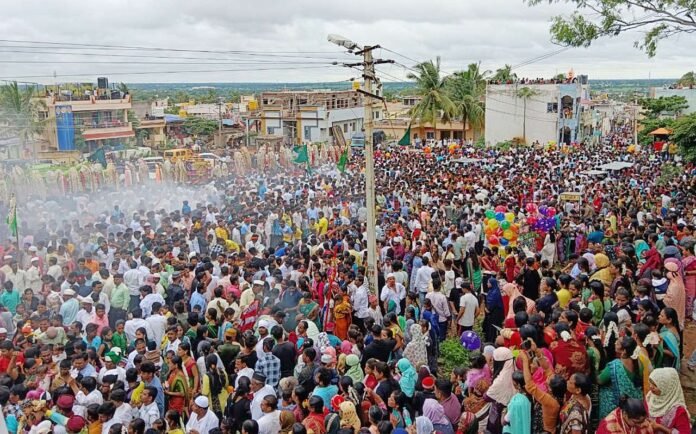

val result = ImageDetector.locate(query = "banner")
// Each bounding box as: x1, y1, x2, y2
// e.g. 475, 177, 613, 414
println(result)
55, 105, 76, 151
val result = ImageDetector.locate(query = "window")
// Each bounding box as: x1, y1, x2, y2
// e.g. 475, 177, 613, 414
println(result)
267, 127, 276, 135
350, 122, 354, 131
426, 131, 434, 139
374, 111, 380, 119
343, 124, 348, 133
304, 126, 312, 139
547, 103, 558, 113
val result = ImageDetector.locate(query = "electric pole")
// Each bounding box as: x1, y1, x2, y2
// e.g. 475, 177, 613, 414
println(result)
328, 35, 393, 294
633, 93, 638, 147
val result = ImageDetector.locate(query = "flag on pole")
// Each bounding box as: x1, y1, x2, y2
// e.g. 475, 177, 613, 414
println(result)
337, 149, 349, 173
6, 195, 17, 238
293, 144, 312, 175
398, 125, 411, 146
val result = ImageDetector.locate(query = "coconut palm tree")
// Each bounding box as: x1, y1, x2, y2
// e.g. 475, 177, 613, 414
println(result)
516, 86, 540, 143
0, 81, 46, 159
492, 64, 517, 83
447, 62, 488, 140
407, 57, 456, 141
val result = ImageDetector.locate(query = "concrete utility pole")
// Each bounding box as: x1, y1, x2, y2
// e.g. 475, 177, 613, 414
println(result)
218, 97, 224, 147
328, 35, 393, 294
633, 94, 639, 146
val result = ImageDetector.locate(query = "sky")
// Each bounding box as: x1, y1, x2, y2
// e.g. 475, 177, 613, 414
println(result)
0, 0, 692, 84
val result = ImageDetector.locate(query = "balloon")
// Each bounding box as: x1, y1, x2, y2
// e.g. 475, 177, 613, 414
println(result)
501, 220, 511, 230
485, 209, 495, 219
510, 224, 520, 233
526, 216, 537, 226
460, 331, 482, 351
488, 235, 499, 245
484, 227, 493, 236
525, 203, 537, 213
488, 220, 499, 230
539, 205, 549, 217
495, 212, 505, 221
500, 238, 509, 246
505, 212, 515, 222
495, 205, 506, 213
494, 228, 503, 238
503, 229, 514, 240
547, 207, 556, 217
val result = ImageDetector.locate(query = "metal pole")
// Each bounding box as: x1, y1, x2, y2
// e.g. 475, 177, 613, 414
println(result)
633, 95, 638, 146
218, 99, 223, 147
362, 46, 379, 294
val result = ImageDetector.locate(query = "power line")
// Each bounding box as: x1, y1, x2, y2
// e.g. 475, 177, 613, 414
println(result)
0, 39, 353, 58
0, 59, 337, 65
0, 64, 343, 80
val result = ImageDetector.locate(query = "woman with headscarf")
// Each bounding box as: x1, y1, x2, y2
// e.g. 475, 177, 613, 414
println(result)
338, 401, 361, 433
657, 307, 681, 370
646, 368, 691, 434
590, 253, 613, 288
423, 399, 455, 434
502, 283, 535, 321
396, 358, 416, 399
344, 354, 364, 384
413, 416, 434, 434
458, 376, 491, 434
483, 277, 504, 343
403, 323, 428, 370
485, 347, 516, 433
663, 258, 686, 332
279, 410, 296, 434
503, 371, 532, 434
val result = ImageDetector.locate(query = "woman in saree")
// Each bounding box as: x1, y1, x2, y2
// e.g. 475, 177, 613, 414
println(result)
681, 241, 696, 320
502, 283, 535, 321
597, 396, 654, 434
598, 336, 644, 420
465, 248, 483, 293
663, 258, 685, 337
657, 307, 681, 370
332, 293, 352, 341
164, 354, 190, 417
298, 291, 321, 332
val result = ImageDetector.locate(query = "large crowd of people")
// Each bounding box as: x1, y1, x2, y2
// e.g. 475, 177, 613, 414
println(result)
0, 133, 694, 434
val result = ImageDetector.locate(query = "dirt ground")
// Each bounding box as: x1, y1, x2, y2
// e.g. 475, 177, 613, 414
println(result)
678, 322, 696, 418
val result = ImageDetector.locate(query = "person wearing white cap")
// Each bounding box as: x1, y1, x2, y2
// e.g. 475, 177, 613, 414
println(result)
186, 395, 219, 434
75, 296, 95, 329
59, 288, 79, 326
26, 256, 42, 292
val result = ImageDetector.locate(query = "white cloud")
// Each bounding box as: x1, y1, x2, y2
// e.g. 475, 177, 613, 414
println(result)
0, 0, 691, 83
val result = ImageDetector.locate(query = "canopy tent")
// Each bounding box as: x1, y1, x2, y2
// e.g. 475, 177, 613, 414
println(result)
597, 162, 634, 171
648, 127, 673, 136
581, 169, 607, 176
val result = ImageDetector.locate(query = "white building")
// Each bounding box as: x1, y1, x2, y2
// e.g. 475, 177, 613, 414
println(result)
257, 90, 378, 144
485, 77, 590, 146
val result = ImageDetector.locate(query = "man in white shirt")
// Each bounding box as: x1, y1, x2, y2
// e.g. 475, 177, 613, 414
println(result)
110, 389, 135, 426
234, 353, 255, 388
186, 396, 220, 434
138, 386, 161, 430
250, 373, 276, 420
71, 376, 103, 418
257, 395, 282, 434
414, 256, 435, 306
351, 275, 370, 330
457, 280, 480, 332
426, 278, 451, 341
124, 308, 155, 343
75, 297, 95, 330
145, 301, 167, 350
380, 273, 405, 315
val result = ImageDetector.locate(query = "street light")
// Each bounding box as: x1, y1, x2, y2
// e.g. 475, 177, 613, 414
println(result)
328, 34, 379, 294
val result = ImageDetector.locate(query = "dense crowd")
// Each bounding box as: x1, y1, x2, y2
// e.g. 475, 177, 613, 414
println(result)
0, 135, 694, 434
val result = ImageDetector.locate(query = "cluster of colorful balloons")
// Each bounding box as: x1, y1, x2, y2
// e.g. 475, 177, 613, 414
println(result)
525, 203, 558, 233
484, 206, 520, 247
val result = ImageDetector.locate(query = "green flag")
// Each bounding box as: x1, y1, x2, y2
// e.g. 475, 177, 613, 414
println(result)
88, 147, 107, 168
398, 126, 411, 146
6, 195, 17, 238
293, 144, 309, 164
337, 149, 349, 173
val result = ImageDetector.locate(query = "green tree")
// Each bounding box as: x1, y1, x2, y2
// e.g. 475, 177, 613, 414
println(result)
516, 86, 540, 143
407, 57, 456, 140
492, 64, 517, 82
527, 0, 696, 57
677, 71, 696, 88
182, 117, 218, 137
0, 81, 46, 159
446, 62, 488, 140
639, 95, 689, 117
637, 117, 674, 146
671, 113, 696, 161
